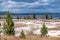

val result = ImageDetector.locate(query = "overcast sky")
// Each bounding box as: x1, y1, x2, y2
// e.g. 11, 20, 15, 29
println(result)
0, 0, 60, 13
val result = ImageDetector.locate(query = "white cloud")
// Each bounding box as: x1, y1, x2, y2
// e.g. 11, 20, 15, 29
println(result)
38, 0, 50, 3
0, 0, 49, 9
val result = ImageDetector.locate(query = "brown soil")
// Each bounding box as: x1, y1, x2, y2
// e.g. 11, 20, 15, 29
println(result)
1, 35, 60, 40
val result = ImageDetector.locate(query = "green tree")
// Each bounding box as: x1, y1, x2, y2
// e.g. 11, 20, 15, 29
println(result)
32, 14, 36, 19
16, 16, 19, 19
0, 17, 1, 19
24, 16, 30, 19
50, 16, 53, 19
58, 17, 60, 19
0, 23, 1, 33
40, 24, 48, 36
45, 13, 49, 19
3, 12, 14, 35
20, 30, 25, 38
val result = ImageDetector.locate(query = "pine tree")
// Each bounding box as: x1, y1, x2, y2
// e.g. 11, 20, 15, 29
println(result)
24, 16, 30, 19
40, 24, 48, 36
45, 13, 49, 19
16, 16, 19, 19
3, 12, 14, 35
58, 17, 60, 19
20, 30, 25, 38
0, 23, 1, 33
32, 14, 36, 19
50, 16, 53, 19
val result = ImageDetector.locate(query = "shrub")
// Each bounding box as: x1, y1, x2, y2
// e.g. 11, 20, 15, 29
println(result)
40, 23, 48, 37
24, 16, 30, 19
20, 30, 25, 38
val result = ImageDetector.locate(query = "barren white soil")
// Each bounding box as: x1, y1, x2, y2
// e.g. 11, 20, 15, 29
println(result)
0, 19, 60, 37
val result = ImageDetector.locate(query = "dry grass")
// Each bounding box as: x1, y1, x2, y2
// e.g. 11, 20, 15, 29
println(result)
1, 35, 60, 40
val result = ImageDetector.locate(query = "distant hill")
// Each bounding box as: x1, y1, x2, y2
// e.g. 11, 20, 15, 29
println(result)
0, 12, 60, 15
0, 12, 7, 15
0, 12, 60, 19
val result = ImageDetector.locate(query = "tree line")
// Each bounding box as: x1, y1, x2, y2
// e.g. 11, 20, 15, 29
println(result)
1, 13, 60, 19
0, 13, 54, 19
16, 13, 52, 19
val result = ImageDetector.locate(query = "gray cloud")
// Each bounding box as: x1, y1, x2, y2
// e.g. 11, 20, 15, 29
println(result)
0, 0, 60, 13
